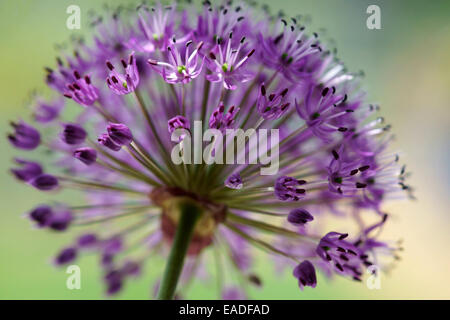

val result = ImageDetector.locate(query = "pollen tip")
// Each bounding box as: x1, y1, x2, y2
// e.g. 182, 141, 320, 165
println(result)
106, 61, 114, 70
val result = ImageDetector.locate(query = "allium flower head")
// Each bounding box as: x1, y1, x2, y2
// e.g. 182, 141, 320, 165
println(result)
8, 1, 412, 299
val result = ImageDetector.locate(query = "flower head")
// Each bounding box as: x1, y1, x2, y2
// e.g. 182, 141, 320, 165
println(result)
8, 1, 411, 299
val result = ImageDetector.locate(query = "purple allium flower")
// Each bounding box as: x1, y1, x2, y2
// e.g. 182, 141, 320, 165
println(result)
11, 158, 43, 182
258, 20, 321, 82
54, 247, 77, 265
287, 208, 314, 226
61, 123, 87, 145
257, 84, 291, 120
107, 123, 133, 145
106, 52, 140, 95
98, 133, 122, 151
8, 121, 40, 150
168, 115, 190, 141
316, 232, 364, 280
148, 39, 204, 84
33, 98, 63, 123
102, 237, 123, 255
77, 233, 98, 248
209, 102, 240, 132
30, 174, 58, 191
63, 71, 99, 106
225, 172, 243, 189
206, 33, 255, 90
293, 260, 317, 290
8, 1, 411, 299
73, 147, 97, 166
295, 85, 351, 141
104, 269, 123, 296
137, 4, 175, 52
28, 205, 53, 228
122, 260, 141, 277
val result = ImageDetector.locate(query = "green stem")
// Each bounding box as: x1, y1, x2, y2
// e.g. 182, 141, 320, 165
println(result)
156, 201, 202, 300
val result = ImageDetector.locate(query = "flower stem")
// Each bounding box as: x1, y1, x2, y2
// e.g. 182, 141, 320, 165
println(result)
157, 201, 202, 300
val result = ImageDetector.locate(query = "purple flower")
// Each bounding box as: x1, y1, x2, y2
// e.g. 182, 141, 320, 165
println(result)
225, 172, 243, 189
104, 269, 123, 296
54, 247, 77, 265
274, 176, 307, 201
168, 115, 190, 142
61, 123, 87, 145
9, 1, 411, 299
73, 147, 97, 165
293, 260, 317, 290
102, 237, 123, 255
106, 52, 140, 95
257, 84, 290, 120
98, 133, 121, 151
122, 260, 141, 277
137, 4, 175, 52
206, 33, 254, 90
168, 115, 190, 133
48, 210, 73, 231
316, 232, 363, 281
63, 71, 99, 106
258, 21, 321, 82
209, 102, 239, 132
326, 146, 369, 195
11, 158, 43, 182
33, 98, 63, 123
8, 121, 40, 150
30, 174, 58, 191
148, 39, 204, 84
28, 205, 53, 228
77, 233, 98, 248
107, 123, 133, 145
295, 85, 351, 141
287, 208, 314, 226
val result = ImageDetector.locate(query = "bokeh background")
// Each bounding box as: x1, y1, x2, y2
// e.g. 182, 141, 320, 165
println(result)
0, 0, 449, 299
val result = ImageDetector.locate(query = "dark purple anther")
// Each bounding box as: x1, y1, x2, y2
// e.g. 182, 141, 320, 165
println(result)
225, 173, 243, 189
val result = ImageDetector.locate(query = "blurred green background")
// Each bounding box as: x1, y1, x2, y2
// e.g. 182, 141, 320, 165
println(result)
0, 0, 449, 299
